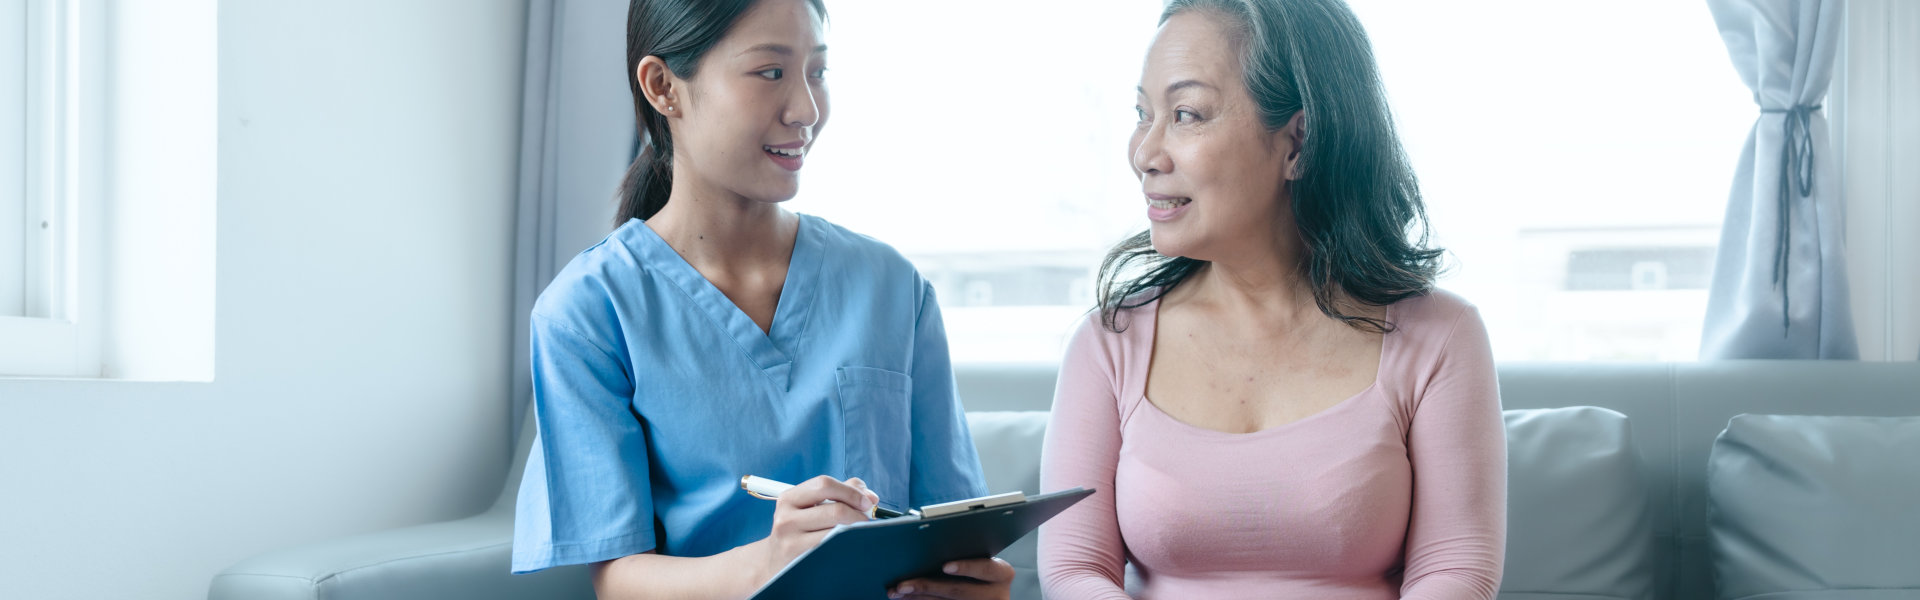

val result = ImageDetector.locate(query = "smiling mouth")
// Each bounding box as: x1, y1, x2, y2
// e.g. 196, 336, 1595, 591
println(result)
1147, 197, 1191, 209
764, 145, 804, 158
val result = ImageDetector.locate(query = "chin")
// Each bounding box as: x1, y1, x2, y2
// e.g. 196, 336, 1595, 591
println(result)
1147, 225, 1200, 260
745, 180, 801, 204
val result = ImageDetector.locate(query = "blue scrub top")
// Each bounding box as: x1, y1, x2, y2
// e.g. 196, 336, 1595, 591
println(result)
510, 214, 988, 574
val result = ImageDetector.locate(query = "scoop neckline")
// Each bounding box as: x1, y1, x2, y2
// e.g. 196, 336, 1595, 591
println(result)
1134, 296, 1394, 439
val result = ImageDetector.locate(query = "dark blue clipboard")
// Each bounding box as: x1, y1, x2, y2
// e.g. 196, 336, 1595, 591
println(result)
747, 487, 1094, 599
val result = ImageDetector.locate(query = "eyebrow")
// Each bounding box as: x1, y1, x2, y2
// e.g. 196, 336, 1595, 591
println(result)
1137, 80, 1217, 96
738, 43, 829, 57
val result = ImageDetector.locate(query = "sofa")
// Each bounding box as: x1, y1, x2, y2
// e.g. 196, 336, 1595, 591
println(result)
209, 361, 1920, 600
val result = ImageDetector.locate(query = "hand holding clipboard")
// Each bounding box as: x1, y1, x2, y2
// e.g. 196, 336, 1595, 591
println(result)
741, 475, 1095, 599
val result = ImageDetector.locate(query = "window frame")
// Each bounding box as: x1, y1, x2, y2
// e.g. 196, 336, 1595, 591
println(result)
1835, 0, 1920, 362
0, 0, 104, 378
2, 1, 27, 316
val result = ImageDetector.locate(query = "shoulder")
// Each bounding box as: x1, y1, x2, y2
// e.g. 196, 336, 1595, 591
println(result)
803, 214, 922, 283
801, 214, 937, 322
1062, 298, 1155, 382
530, 221, 650, 343
1384, 288, 1495, 393
1387, 287, 1485, 344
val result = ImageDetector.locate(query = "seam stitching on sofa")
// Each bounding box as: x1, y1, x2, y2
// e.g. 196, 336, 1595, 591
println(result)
309, 540, 513, 586
1666, 362, 1681, 600
1733, 588, 1920, 600
211, 572, 320, 583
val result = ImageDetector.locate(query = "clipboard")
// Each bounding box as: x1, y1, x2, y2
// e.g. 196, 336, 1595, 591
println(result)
747, 487, 1094, 600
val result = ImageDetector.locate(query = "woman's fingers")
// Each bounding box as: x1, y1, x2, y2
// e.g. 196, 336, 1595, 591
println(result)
771, 476, 877, 535
888, 558, 1014, 600
888, 578, 1002, 600
846, 477, 883, 511
938, 558, 1015, 583
782, 499, 871, 533
779, 475, 876, 513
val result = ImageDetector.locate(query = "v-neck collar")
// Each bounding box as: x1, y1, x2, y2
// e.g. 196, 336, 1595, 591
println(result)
629, 214, 821, 391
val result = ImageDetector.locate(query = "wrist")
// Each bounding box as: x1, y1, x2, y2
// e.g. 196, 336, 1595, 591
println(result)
734, 538, 773, 594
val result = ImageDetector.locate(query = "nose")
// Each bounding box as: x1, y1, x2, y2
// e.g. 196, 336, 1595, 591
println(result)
783, 79, 822, 135
1131, 120, 1170, 177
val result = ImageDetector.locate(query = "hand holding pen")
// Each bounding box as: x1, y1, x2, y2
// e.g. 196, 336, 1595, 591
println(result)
746, 475, 885, 584
742, 475, 907, 518
741, 475, 1015, 600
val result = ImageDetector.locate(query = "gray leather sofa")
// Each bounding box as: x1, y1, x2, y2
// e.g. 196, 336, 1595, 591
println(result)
209, 361, 1920, 600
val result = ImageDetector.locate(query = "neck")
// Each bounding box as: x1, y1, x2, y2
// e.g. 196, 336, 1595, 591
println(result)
645, 168, 797, 271
1183, 218, 1322, 327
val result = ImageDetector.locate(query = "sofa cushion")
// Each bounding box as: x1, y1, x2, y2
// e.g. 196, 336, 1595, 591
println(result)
1708, 414, 1920, 600
1501, 407, 1655, 600
966, 410, 1050, 600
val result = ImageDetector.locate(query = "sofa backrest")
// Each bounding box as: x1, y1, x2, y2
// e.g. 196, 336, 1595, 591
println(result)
954, 361, 1920, 600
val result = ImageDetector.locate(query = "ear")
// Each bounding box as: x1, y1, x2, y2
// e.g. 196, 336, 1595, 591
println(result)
1280, 110, 1306, 181
637, 56, 681, 118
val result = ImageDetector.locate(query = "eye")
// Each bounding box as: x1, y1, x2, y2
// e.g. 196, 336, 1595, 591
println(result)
756, 68, 783, 80
1134, 105, 1148, 123
1174, 109, 1198, 123
810, 67, 828, 80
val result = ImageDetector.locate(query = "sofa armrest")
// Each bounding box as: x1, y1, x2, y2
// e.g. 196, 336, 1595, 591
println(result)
207, 507, 592, 600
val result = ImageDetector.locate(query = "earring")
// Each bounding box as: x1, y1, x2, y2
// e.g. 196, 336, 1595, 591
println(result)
666, 106, 675, 112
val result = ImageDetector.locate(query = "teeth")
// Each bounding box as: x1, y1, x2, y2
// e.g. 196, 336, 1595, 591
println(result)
1146, 197, 1190, 210
764, 146, 804, 158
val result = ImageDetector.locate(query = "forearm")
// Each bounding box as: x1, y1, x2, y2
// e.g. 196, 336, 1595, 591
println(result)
591, 540, 769, 600
1039, 565, 1132, 600
1401, 569, 1501, 600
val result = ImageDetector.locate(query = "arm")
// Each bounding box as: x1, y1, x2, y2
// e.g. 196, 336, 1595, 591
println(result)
1399, 306, 1507, 600
591, 478, 882, 600
518, 315, 879, 599
892, 281, 1014, 600
591, 548, 767, 600
906, 281, 990, 505
1038, 319, 1133, 600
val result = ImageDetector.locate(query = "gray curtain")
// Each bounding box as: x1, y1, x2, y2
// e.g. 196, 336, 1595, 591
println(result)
512, 0, 638, 446
1700, 0, 1857, 359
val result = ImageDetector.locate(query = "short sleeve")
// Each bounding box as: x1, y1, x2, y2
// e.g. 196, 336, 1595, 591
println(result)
906, 281, 990, 506
511, 313, 653, 574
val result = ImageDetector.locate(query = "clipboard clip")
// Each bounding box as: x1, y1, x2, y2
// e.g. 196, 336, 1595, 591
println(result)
914, 491, 1027, 518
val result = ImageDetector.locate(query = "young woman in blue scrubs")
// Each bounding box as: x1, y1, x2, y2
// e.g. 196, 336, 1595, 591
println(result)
510, 1, 1014, 599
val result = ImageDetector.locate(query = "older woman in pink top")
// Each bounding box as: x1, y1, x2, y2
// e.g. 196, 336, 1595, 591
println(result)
1038, 0, 1506, 598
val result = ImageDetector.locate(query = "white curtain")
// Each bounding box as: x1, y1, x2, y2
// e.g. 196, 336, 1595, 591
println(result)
512, 0, 637, 445
1700, 0, 1857, 359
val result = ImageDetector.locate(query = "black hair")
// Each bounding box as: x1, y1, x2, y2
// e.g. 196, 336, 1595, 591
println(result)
614, 0, 828, 225
1097, 0, 1442, 333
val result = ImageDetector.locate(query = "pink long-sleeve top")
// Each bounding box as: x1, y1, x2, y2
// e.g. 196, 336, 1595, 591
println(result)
1039, 289, 1506, 599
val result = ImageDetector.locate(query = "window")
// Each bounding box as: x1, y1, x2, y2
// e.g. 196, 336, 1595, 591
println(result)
1, 0, 215, 380
3, 0, 30, 318
1349, 0, 1751, 361
0, 0, 101, 377
792, 1, 1778, 363
794, 0, 1164, 363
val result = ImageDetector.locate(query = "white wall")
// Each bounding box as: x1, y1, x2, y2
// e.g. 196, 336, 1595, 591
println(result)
0, 1, 528, 598
102, 0, 216, 380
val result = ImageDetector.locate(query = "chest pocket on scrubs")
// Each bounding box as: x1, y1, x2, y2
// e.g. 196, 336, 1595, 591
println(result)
835, 365, 912, 511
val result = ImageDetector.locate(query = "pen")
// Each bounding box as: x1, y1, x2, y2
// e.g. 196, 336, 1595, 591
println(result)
740, 475, 907, 518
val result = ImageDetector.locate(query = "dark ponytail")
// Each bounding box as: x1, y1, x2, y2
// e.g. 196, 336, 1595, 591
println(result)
615, 0, 828, 226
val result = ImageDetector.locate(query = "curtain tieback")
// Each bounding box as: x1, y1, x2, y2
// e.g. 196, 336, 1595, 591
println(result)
1757, 103, 1820, 333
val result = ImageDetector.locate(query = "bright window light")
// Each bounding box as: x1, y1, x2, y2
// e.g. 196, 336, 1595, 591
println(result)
794, 0, 1753, 363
